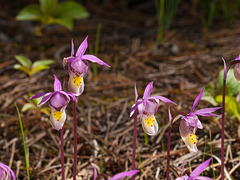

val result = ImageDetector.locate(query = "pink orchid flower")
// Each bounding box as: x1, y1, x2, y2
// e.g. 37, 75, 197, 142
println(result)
63, 36, 110, 96
0, 162, 15, 180
180, 88, 221, 152
93, 166, 139, 180
130, 82, 176, 136
29, 74, 77, 130
176, 158, 213, 180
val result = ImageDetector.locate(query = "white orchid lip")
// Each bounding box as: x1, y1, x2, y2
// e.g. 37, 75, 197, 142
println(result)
68, 74, 84, 96
50, 107, 66, 131
141, 114, 159, 136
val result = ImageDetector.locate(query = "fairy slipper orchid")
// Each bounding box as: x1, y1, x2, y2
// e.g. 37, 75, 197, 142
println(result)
93, 166, 139, 180
29, 74, 76, 130
180, 88, 220, 152
0, 162, 15, 180
176, 158, 213, 180
181, 88, 221, 130
63, 36, 110, 96
130, 82, 176, 136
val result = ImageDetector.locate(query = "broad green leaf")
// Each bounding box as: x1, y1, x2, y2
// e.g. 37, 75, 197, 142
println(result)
216, 95, 240, 120
39, 0, 57, 16
217, 69, 240, 96
31, 65, 50, 75
32, 60, 55, 68
54, 1, 89, 19
22, 103, 36, 112
202, 84, 218, 106
15, 55, 32, 68
56, 18, 73, 30
16, 5, 42, 21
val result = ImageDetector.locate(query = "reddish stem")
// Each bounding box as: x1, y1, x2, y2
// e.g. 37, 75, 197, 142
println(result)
166, 125, 172, 180
61, 128, 65, 180
72, 101, 77, 180
131, 111, 138, 180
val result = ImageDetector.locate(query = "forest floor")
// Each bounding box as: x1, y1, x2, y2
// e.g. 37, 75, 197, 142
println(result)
1, 1, 240, 179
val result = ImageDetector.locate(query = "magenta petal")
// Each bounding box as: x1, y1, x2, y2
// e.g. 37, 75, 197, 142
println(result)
223, 58, 227, 79
195, 177, 213, 180
235, 54, 240, 60
67, 57, 76, 63
110, 170, 139, 180
134, 83, 138, 102
38, 92, 53, 106
143, 82, 153, 100
194, 107, 221, 116
66, 92, 77, 102
190, 158, 212, 177
76, 36, 88, 58
71, 39, 74, 56
71, 59, 89, 75
29, 92, 46, 100
53, 74, 62, 91
82, 55, 110, 67
130, 100, 143, 117
189, 88, 205, 114
93, 167, 98, 180
150, 96, 176, 105
168, 105, 172, 124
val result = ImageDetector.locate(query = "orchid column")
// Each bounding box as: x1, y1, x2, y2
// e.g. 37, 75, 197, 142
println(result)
63, 36, 110, 180
130, 82, 176, 180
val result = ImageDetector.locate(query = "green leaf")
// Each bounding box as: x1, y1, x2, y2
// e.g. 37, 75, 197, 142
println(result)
22, 103, 36, 112
202, 84, 218, 106
16, 5, 42, 21
32, 60, 55, 68
216, 95, 240, 120
54, 1, 89, 19
31, 65, 50, 75
15, 55, 32, 68
39, 0, 57, 16
13, 64, 31, 76
217, 69, 240, 96
56, 18, 73, 30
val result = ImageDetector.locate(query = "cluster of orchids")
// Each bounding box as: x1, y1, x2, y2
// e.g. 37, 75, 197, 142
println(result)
27, 34, 239, 180
130, 82, 220, 179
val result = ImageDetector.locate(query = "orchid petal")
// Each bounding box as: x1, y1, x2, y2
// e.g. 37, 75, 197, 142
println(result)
0, 162, 15, 180
29, 92, 47, 100
130, 100, 143, 117
110, 170, 139, 180
175, 177, 187, 180
49, 107, 66, 130
68, 74, 85, 96
235, 54, 240, 60
38, 92, 53, 106
190, 88, 205, 114
223, 58, 227, 81
194, 107, 221, 116
76, 36, 88, 58
93, 166, 98, 180
53, 74, 62, 91
181, 161, 185, 176
71, 39, 74, 56
190, 158, 212, 177
66, 57, 76, 63
66, 92, 77, 102
82, 55, 110, 67
149, 96, 176, 105
58, 91, 71, 103
143, 82, 153, 100
168, 105, 172, 124
141, 115, 159, 136
134, 83, 138, 102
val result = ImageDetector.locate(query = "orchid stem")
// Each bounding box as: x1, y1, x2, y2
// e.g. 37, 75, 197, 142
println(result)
61, 128, 65, 180
131, 111, 138, 180
166, 125, 172, 180
73, 101, 78, 180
